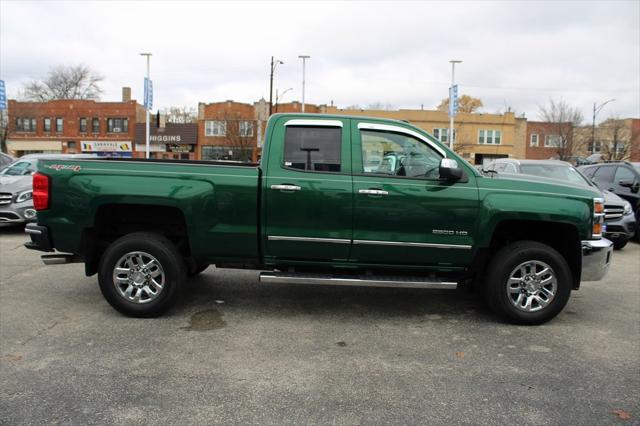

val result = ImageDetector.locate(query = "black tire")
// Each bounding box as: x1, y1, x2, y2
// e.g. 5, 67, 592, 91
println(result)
484, 241, 572, 325
98, 232, 186, 317
613, 239, 628, 250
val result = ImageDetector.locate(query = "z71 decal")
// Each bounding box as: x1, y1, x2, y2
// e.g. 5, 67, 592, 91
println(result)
45, 164, 82, 172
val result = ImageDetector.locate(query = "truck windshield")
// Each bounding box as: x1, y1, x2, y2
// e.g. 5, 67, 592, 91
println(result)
519, 164, 591, 187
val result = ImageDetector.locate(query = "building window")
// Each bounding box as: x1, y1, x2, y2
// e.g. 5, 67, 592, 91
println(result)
544, 134, 562, 147
43, 118, 52, 132
205, 120, 226, 136
530, 133, 538, 147
587, 141, 602, 153
92, 118, 100, 133
433, 128, 455, 143
79, 118, 87, 133
55, 118, 63, 133
201, 146, 253, 162
239, 121, 254, 137
478, 130, 502, 145
67, 141, 76, 150
16, 118, 37, 132
107, 118, 128, 133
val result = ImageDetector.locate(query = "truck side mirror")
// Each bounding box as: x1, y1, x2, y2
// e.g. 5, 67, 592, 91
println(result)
439, 158, 463, 181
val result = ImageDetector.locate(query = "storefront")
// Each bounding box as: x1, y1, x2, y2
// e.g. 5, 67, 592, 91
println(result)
134, 123, 197, 160
81, 140, 133, 157
6, 140, 63, 157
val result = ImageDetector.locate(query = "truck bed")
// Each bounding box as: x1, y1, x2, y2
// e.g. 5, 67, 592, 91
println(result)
36, 158, 261, 262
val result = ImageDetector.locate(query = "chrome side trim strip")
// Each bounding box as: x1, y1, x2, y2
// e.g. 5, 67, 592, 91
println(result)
353, 239, 472, 250
284, 119, 343, 127
267, 235, 351, 244
357, 122, 447, 157
25, 228, 42, 235
260, 272, 458, 290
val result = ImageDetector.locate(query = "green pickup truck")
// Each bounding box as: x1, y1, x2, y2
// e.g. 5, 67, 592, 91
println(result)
25, 114, 613, 324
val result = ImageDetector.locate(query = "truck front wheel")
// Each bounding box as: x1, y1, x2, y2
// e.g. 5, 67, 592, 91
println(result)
98, 232, 186, 317
485, 241, 572, 325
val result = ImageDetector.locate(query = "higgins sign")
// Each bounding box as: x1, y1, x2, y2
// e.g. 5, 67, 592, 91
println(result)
135, 123, 197, 146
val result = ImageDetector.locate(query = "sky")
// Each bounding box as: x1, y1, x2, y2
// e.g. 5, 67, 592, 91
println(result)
1, 0, 639, 122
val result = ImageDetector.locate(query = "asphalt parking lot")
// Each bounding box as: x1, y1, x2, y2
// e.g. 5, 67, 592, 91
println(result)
1, 226, 639, 425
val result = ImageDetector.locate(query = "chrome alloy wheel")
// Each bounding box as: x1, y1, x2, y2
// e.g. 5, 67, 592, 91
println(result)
112, 251, 165, 304
506, 260, 557, 312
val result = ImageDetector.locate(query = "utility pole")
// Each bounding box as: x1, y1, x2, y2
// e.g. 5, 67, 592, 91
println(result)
449, 59, 462, 150
269, 57, 283, 116
298, 55, 310, 112
591, 99, 615, 154
140, 53, 152, 159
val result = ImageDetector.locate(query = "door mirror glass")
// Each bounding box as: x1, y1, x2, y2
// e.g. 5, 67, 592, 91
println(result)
439, 158, 463, 180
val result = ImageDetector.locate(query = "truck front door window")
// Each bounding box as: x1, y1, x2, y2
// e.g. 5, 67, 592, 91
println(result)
283, 127, 341, 172
360, 130, 442, 179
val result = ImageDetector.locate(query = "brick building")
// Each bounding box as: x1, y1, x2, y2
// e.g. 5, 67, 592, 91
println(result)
524, 121, 576, 160
631, 118, 640, 162
6, 87, 145, 157
197, 100, 260, 162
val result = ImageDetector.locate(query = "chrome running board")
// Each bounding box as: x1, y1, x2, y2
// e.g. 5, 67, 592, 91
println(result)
259, 272, 457, 289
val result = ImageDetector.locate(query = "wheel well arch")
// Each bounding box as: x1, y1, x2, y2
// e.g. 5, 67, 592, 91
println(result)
480, 220, 582, 289
81, 203, 191, 276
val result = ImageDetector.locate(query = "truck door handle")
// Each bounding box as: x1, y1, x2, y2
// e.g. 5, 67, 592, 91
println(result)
271, 184, 301, 192
359, 189, 388, 196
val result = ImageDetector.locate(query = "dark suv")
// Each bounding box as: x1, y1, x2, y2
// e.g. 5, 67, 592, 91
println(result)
580, 162, 640, 240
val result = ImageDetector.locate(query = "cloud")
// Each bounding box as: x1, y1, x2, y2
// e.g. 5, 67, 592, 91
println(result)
1, 0, 638, 121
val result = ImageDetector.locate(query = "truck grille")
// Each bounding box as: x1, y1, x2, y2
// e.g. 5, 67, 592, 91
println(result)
0, 193, 12, 205
604, 205, 624, 221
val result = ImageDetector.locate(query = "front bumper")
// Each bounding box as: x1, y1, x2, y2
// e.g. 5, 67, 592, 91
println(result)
603, 213, 637, 242
0, 204, 37, 224
581, 238, 613, 282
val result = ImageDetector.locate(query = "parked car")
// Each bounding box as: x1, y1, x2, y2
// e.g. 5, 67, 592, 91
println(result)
0, 152, 15, 171
484, 159, 636, 249
579, 161, 640, 241
25, 114, 612, 325
0, 154, 96, 225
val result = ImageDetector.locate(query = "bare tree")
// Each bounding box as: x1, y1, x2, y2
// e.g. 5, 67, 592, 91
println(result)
209, 112, 255, 162
538, 99, 584, 160
21, 65, 104, 101
164, 106, 197, 123
600, 117, 633, 161
437, 95, 483, 113
0, 111, 8, 153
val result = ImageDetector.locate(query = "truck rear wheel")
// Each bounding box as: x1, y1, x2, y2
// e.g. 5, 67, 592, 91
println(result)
98, 232, 186, 317
485, 241, 572, 325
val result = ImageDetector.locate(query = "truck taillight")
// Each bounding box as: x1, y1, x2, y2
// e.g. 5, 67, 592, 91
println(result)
33, 173, 50, 211
592, 198, 604, 239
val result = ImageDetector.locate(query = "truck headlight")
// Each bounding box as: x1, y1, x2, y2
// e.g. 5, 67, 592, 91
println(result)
623, 202, 632, 216
16, 190, 33, 203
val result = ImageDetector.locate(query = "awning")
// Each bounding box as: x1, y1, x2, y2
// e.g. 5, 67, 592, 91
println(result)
6, 140, 63, 151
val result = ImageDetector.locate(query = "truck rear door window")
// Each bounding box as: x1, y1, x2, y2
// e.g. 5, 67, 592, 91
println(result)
283, 127, 341, 172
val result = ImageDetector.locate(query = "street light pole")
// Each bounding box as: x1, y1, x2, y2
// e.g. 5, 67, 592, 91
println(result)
269, 57, 283, 116
298, 55, 310, 112
591, 99, 616, 154
275, 87, 293, 113
140, 53, 152, 159
449, 59, 462, 151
